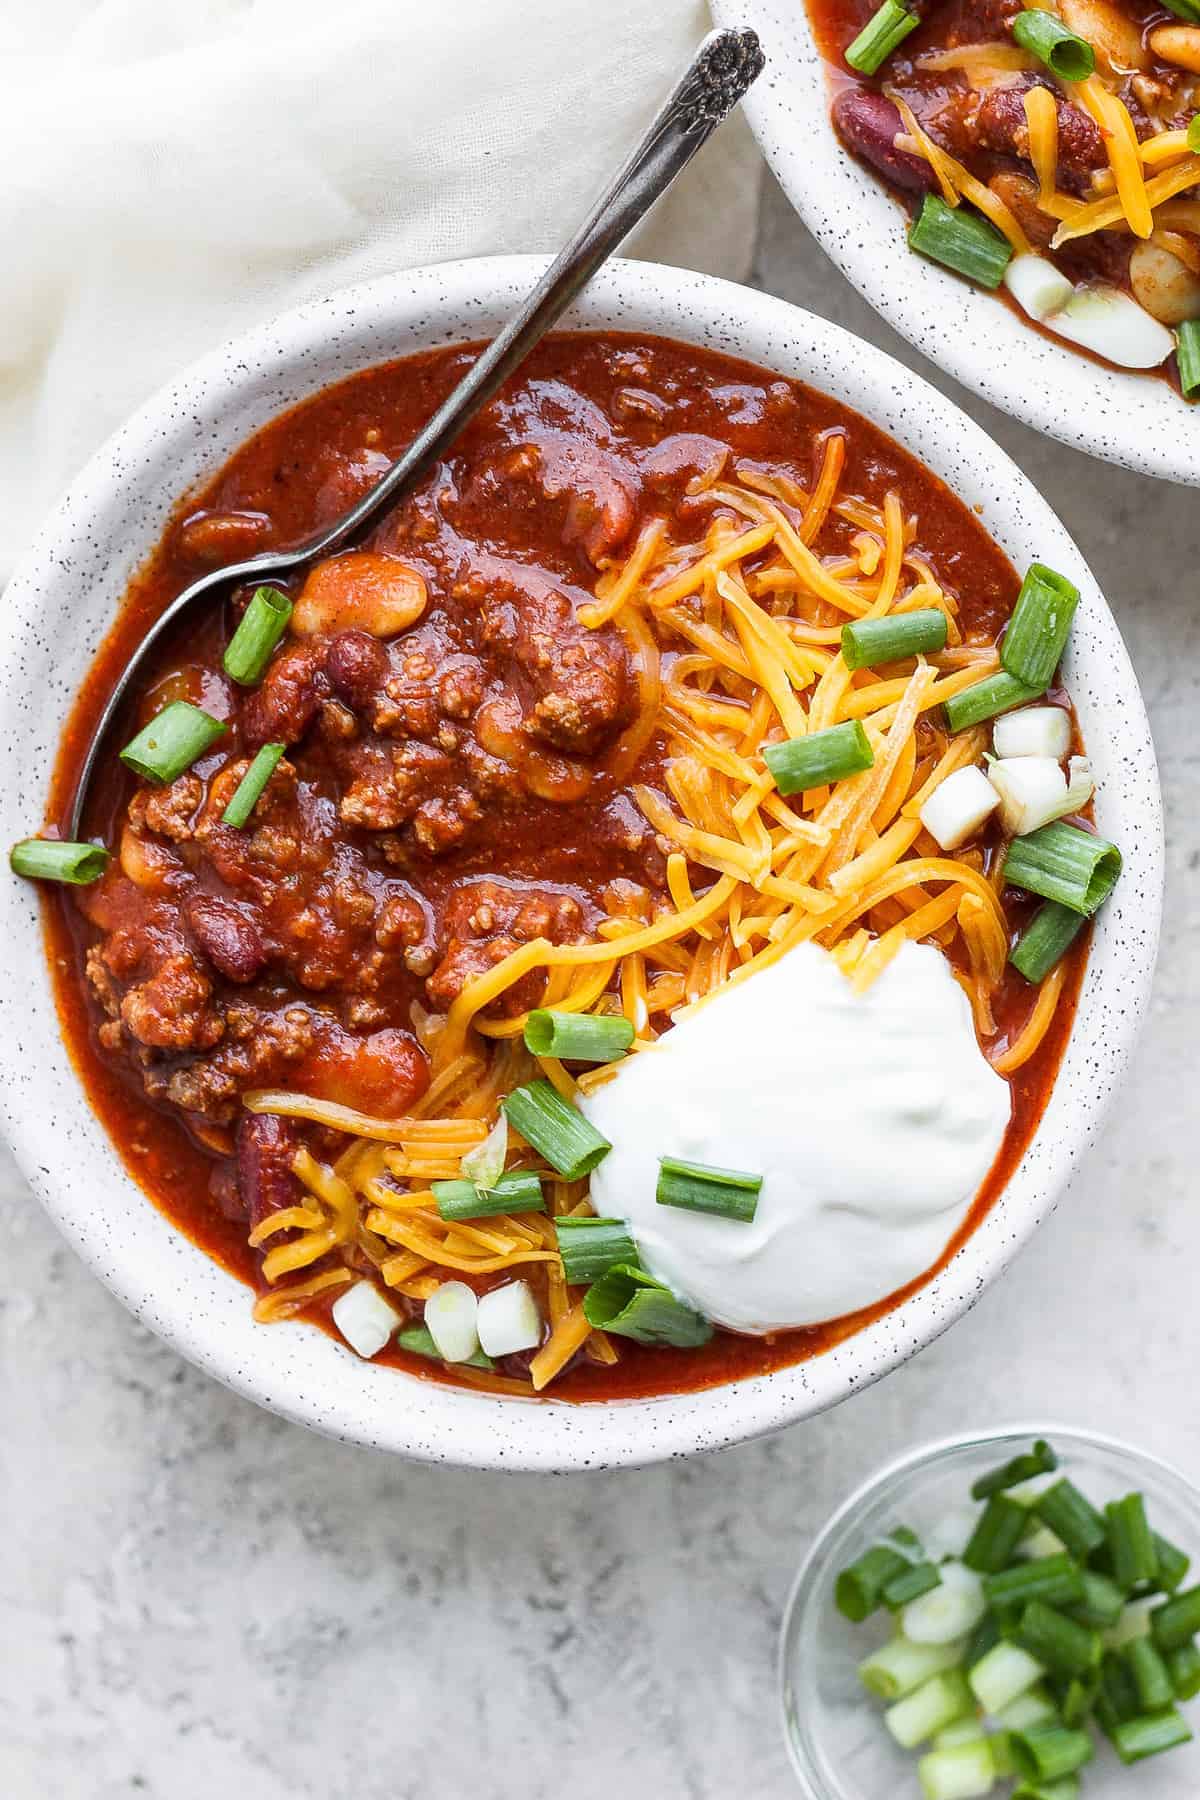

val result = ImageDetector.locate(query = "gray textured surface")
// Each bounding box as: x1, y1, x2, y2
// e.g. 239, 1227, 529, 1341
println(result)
3, 179, 1197, 1798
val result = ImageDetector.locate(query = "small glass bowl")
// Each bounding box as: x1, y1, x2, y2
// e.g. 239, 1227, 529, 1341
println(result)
780, 1424, 1200, 1799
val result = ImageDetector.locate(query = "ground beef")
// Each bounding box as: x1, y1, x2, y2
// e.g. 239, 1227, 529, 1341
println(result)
426, 881, 586, 1017
473, 556, 635, 754
151, 1005, 315, 1125
118, 951, 225, 1053
140, 774, 204, 841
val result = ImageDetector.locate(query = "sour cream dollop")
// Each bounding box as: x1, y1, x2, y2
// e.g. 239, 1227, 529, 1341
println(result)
582, 941, 1010, 1334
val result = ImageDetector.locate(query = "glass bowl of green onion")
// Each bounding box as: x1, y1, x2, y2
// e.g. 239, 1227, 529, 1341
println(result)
779, 1426, 1200, 1800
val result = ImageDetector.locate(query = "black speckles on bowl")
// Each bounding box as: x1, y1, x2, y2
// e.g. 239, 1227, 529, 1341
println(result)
0, 256, 1164, 1470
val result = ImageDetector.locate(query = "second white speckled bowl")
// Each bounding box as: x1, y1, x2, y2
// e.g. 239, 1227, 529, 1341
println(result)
712, 0, 1200, 485
0, 257, 1164, 1469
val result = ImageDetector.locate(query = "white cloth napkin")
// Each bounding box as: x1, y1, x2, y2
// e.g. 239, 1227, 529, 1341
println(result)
0, 0, 761, 579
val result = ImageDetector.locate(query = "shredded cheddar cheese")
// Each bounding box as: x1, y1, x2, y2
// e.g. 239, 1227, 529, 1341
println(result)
243, 462, 1073, 1390
1072, 77, 1153, 240
1024, 85, 1061, 211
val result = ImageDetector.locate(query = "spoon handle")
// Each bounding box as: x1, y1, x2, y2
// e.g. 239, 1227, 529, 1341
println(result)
65, 28, 762, 838
301, 25, 764, 556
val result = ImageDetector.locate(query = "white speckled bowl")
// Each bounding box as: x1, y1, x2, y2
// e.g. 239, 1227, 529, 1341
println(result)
0, 257, 1163, 1470
712, 0, 1200, 484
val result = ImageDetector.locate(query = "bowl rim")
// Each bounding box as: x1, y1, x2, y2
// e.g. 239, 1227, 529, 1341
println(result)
711, 0, 1200, 486
777, 1422, 1200, 1796
0, 253, 1164, 1471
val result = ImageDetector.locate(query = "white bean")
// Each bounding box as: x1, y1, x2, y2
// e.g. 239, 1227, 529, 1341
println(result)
1059, 0, 1148, 72
1129, 239, 1200, 325
291, 551, 427, 638
1148, 22, 1200, 72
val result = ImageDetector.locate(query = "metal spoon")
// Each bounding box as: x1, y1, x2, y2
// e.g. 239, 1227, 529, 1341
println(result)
67, 26, 763, 837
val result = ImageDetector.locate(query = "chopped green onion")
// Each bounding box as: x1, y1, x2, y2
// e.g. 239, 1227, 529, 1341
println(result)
885, 1562, 944, 1610
837, 1543, 914, 1622
1002, 821, 1121, 916
1155, 1532, 1192, 1595
964, 1495, 1028, 1572
972, 1439, 1058, 1501
9, 838, 109, 884
1125, 1635, 1173, 1711
1106, 1493, 1159, 1592
554, 1217, 640, 1285
1098, 1649, 1141, 1723
845, 0, 920, 74
841, 608, 948, 670
969, 1641, 1045, 1714
395, 1323, 494, 1370
858, 1636, 967, 1701
223, 584, 293, 686
885, 1670, 975, 1750
459, 1114, 507, 1191
1010, 902, 1087, 984
1010, 10, 1095, 79
1030, 1480, 1106, 1559
909, 194, 1013, 289
1151, 1584, 1200, 1653
916, 1741, 997, 1800
656, 1155, 762, 1224
1178, 318, 1200, 401
944, 671, 1045, 733
1167, 1640, 1200, 1701
1068, 1571, 1125, 1631
431, 1168, 546, 1221
120, 700, 227, 784
1001, 565, 1080, 691
763, 720, 874, 795
988, 1732, 1016, 1780
1007, 1722, 1093, 1782
523, 1009, 634, 1063
966, 1612, 1001, 1669
221, 742, 285, 828
1011, 1778, 1079, 1800
995, 1685, 1059, 1731
501, 1079, 611, 1180
1020, 1524, 1066, 1563
1109, 1706, 1193, 1763
1050, 1672, 1098, 1727
983, 1556, 1085, 1616
582, 1263, 712, 1347
1015, 1602, 1102, 1679
932, 1721, 991, 1751
1104, 1598, 1157, 1650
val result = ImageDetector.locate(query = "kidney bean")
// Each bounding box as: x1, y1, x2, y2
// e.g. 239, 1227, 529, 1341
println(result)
239, 642, 329, 748
325, 628, 389, 711
831, 89, 939, 195
184, 892, 268, 983
237, 1112, 304, 1232
175, 509, 272, 568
